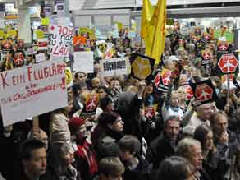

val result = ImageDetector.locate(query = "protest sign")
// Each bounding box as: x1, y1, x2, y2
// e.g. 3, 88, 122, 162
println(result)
130, 53, 154, 80
191, 79, 216, 104
49, 24, 73, 58
73, 51, 94, 73
100, 58, 128, 77
0, 60, 68, 126
35, 53, 46, 63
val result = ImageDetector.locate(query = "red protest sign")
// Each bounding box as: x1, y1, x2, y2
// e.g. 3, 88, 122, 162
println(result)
218, 53, 238, 73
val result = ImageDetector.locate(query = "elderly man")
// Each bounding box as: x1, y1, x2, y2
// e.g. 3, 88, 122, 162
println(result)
183, 102, 215, 135
148, 116, 181, 169
176, 138, 211, 180
211, 111, 239, 180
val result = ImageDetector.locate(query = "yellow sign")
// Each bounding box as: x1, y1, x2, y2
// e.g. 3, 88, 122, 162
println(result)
41, 17, 50, 26
132, 56, 152, 80
79, 27, 95, 39
36, 30, 45, 39
6, 30, 17, 38
64, 68, 73, 86
0, 30, 4, 39
114, 22, 123, 30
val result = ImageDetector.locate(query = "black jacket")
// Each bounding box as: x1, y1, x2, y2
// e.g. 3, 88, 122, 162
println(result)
147, 134, 179, 169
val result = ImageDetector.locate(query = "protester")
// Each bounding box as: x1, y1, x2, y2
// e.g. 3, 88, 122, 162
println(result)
148, 116, 181, 169
18, 139, 47, 180
157, 156, 194, 180
118, 135, 151, 180
176, 137, 211, 180
93, 157, 125, 180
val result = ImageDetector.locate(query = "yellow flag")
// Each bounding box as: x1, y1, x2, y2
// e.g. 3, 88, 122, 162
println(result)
141, 0, 154, 39
149, 0, 167, 64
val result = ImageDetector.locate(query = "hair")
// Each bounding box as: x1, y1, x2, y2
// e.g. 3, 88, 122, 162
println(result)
98, 112, 120, 127
20, 139, 45, 160
100, 96, 113, 111
118, 135, 141, 155
98, 136, 120, 159
193, 125, 212, 151
164, 116, 180, 129
211, 111, 228, 128
176, 138, 201, 161
99, 157, 125, 177
158, 156, 193, 180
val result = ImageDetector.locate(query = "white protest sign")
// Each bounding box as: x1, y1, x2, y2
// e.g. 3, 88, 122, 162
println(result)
35, 53, 46, 63
100, 58, 128, 77
73, 51, 94, 73
0, 60, 68, 127
49, 24, 73, 58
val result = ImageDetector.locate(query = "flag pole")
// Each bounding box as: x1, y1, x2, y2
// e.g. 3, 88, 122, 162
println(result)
227, 73, 230, 112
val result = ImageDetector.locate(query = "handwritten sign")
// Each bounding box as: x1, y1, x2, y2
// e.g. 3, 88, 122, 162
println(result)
0, 60, 68, 126
35, 53, 46, 63
73, 51, 94, 73
100, 58, 128, 77
49, 24, 73, 58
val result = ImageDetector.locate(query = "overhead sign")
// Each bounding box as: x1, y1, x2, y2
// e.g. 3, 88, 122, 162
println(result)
0, 60, 68, 127
218, 53, 238, 73
49, 24, 74, 58
100, 58, 128, 77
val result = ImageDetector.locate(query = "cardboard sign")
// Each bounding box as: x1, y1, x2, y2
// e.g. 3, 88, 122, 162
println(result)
0, 60, 68, 126
73, 51, 94, 73
35, 53, 46, 63
100, 58, 128, 77
49, 24, 73, 58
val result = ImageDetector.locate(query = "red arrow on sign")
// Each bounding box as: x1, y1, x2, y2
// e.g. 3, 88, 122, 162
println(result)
218, 53, 238, 73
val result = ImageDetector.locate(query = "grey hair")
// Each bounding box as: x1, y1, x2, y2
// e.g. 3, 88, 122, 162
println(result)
176, 138, 201, 159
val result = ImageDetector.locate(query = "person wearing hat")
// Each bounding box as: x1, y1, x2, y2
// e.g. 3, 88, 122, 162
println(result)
69, 117, 98, 180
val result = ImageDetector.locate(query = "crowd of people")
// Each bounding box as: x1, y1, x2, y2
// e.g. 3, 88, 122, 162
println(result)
0, 23, 240, 180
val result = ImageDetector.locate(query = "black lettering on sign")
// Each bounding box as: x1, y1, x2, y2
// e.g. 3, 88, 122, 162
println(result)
117, 60, 126, 69
104, 62, 111, 71
112, 62, 117, 70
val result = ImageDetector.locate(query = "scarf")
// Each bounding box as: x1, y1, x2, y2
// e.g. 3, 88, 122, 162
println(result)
75, 141, 98, 175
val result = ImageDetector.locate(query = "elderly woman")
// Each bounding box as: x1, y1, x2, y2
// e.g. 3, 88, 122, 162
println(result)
176, 138, 211, 180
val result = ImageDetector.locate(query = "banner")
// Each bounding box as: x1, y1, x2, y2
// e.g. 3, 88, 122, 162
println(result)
0, 60, 68, 126
73, 51, 94, 73
100, 58, 128, 77
49, 24, 74, 58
